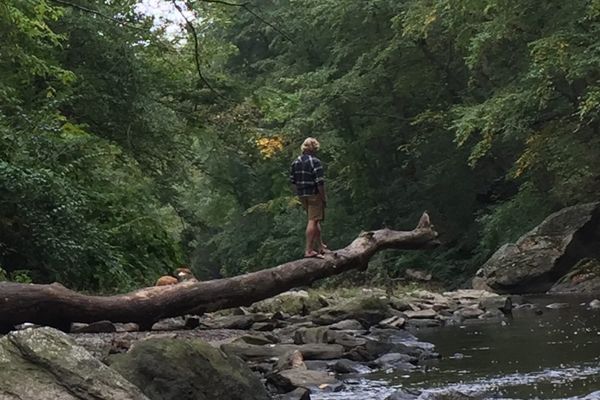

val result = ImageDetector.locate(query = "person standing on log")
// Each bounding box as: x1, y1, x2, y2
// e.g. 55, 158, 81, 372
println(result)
290, 137, 328, 258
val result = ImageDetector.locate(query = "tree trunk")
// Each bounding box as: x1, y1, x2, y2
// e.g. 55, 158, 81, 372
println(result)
0, 213, 438, 332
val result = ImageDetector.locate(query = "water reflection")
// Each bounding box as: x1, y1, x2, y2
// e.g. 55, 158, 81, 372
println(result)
314, 294, 600, 400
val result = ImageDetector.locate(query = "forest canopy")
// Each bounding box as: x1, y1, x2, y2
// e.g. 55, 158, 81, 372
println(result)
1, 0, 598, 292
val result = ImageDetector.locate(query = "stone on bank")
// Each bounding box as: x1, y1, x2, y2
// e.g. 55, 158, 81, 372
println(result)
109, 337, 270, 400
0, 327, 149, 400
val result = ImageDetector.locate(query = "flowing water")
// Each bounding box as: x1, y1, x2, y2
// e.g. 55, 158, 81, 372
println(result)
314, 294, 600, 400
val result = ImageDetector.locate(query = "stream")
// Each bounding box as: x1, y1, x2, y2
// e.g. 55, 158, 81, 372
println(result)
314, 294, 600, 400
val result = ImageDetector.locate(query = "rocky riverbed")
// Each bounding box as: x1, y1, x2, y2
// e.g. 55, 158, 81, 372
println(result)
0, 287, 536, 400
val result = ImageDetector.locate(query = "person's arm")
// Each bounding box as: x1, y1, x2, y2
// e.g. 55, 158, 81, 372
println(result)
313, 158, 326, 205
289, 162, 297, 195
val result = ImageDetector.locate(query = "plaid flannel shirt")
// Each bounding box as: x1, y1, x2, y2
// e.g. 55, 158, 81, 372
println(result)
290, 154, 324, 197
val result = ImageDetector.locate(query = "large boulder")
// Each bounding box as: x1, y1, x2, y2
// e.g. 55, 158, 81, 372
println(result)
549, 258, 600, 293
109, 338, 270, 400
478, 202, 600, 293
0, 327, 149, 400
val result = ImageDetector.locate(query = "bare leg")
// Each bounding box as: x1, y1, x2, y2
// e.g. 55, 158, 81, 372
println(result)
305, 219, 318, 256
314, 220, 323, 252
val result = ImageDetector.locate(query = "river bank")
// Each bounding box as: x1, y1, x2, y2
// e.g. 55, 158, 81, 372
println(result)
2, 287, 599, 400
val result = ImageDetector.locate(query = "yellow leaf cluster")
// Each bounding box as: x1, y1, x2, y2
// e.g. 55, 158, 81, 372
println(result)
513, 135, 540, 178
256, 136, 284, 159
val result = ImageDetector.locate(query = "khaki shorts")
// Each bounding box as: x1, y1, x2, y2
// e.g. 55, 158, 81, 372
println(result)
300, 195, 324, 221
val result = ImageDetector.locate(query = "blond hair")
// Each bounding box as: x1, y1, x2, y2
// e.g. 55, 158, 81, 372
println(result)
301, 137, 320, 153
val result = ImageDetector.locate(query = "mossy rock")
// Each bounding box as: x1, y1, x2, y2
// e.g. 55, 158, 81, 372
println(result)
109, 338, 269, 400
0, 327, 148, 400
480, 202, 600, 293
309, 296, 393, 327
250, 290, 326, 315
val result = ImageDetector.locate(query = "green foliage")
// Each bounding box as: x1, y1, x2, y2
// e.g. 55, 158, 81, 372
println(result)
1, 0, 598, 292
183, 0, 600, 285
0, 1, 185, 292
476, 184, 557, 258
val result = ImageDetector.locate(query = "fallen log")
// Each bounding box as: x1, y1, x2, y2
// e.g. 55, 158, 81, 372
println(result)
0, 212, 438, 332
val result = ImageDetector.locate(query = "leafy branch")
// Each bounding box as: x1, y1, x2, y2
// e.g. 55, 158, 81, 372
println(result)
197, 0, 295, 43
49, 0, 147, 33
171, 0, 224, 100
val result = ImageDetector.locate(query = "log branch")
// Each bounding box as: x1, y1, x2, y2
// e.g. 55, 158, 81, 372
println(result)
0, 212, 438, 332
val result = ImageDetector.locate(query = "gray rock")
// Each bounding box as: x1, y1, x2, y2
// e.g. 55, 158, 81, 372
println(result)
379, 316, 406, 329
549, 258, 600, 293
275, 387, 311, 400
71, 334, 114, 361
275, 321, 316, 342
253, 321, 282, 331
13, 322, 39, 331
202, 314, 269, 330
115, 323, 140, 332
389, 297, 413, 311
372, 353, 416, 370
0, 327, 149, 400
110, 337, 269, 400
222, 342, 345, 361
229, 306, 250, 315
151, 317, 187, 330
234, 334, 278, 346
366, 328, 436, 358
294, 327, 330, 344
404, 309, 438, 319
267, 369, 341, 392
71, 320, 117, 333
294, 326, 367, 349
405, 318, 443, 329
304, 360, 331, 371
343, 346, 372, 361
479, 202, 600, 293
368, 327, 420, 343
454, 307, 485, 319
276, 350, 307, 371
309, 296, 393, 327
479, 296, 512, 314
329, 319, 364, 330
251, 291, 324, 316
590, 299, 600, 309
349, 337, 432, 362
329, 331, 367, 349
331, 358, 364, 373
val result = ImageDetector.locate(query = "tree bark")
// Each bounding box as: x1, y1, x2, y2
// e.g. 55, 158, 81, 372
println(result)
0, 213, 438, 332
